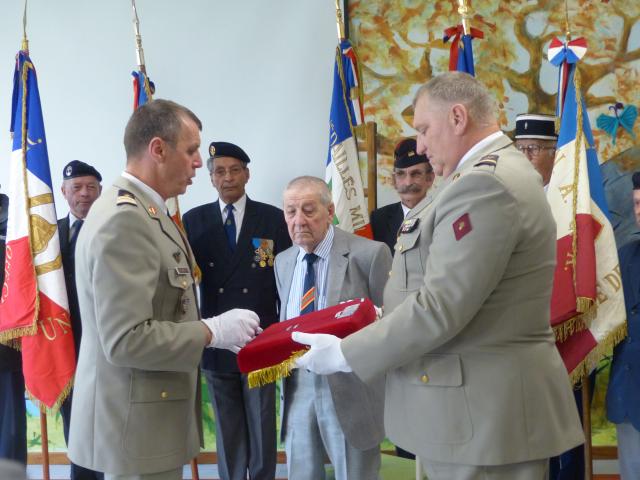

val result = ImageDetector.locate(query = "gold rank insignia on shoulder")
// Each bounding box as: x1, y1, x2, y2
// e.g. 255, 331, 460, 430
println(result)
116, 189, 137, 207
474, 154, 499, 168
400, 217, 419, 234
147, 206, 158, 217
209, 144, 216, 157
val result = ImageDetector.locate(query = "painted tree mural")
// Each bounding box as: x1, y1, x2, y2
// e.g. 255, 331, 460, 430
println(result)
348, 0, 640, 186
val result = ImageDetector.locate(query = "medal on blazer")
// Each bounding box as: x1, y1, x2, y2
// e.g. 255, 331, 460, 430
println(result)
400, 218, 419, 234
252, 237, 275, 268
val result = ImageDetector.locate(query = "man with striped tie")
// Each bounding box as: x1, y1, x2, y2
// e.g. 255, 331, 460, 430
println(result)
274, 176, 392, 480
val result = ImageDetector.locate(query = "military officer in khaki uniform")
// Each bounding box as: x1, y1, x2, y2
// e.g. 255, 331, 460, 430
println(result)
293, 72, 584, 480
68, 100, 261, 480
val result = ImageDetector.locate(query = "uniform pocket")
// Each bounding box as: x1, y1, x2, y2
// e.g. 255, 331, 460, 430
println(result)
123, 371, 190, 458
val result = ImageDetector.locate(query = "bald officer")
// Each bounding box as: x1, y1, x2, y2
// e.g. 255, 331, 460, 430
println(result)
58, 160, 103, 480
370, 138, 434, 254
68, 100, 260, 480
294, 72, 584, 480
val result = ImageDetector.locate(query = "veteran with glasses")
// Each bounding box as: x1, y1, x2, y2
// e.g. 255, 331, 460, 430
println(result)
514, 113, 557, 188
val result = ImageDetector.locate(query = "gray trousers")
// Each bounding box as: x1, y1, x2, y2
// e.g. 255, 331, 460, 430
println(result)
104, 468, 181, 480
421, 458, 548, 480
204, 370, 277, 480
284, 369, 380, 480
616, 422, 640, 480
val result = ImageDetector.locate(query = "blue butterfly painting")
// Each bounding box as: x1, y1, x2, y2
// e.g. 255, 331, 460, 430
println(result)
596, 103, 637, 145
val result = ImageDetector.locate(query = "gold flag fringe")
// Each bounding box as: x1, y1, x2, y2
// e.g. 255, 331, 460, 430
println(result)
27, 374, 75, 415
553, 315, 587, 343
568, 321, 628, 386
247, 350, 307, 389
0, 323, 37, 344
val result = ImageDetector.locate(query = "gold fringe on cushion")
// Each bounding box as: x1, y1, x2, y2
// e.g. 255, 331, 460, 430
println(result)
568, 321, 628, 386
247, 350, 307, 389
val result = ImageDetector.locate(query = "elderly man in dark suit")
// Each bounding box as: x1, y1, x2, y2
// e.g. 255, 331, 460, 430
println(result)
370, 138, 434, 254
607, 171, 640, 480
57, 160, 104, 480
0, 190, 27, 465
183, 142, 290, 480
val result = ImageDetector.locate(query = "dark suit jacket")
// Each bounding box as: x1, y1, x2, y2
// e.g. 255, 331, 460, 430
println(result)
607, 239, 640, 430
58, 216, 82, 359
370, 202, 403, 255
183, 197, 291, 372
0, 194, 21, 372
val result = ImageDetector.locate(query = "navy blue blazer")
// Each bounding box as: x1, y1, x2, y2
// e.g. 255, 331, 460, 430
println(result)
0, 194, 21, 372
606, 239, 640, 430
183, 197, 291, 372
370, 201, 403, 255
58, 216, 83, 360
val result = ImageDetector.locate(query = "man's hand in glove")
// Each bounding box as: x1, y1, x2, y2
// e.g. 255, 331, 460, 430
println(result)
202, 309, 262, 353
292, 332, 352, 375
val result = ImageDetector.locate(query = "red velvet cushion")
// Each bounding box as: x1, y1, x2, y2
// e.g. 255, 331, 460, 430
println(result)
238, 298, 375, 373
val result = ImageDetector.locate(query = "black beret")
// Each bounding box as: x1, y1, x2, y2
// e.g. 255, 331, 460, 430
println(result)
394, 138, 428, 169
515, 113, 558, 140
63, 160, 102, 182
208, 141, 250, 164
632, 171, 640, 190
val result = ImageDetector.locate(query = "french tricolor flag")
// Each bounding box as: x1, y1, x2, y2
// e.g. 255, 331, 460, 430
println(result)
546, 39, 626, 381
0, 50, 76, 410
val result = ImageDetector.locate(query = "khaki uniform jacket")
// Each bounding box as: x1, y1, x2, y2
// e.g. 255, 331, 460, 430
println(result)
342, 135, 584, 465
68, 177, 205, 475
275, 227, 391, 450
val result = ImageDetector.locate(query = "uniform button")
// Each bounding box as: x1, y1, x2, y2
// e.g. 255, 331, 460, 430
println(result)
397, 244, 403, 251
160, 391, 168, 399
632, 309, 637, 315
251, 263, 257, 268
420, 374, 429, 384
388, 271, 392, 277
181, 280, 187, 288
208, 262, 214, 268
218, 288, 224, 294
242, 288, 249, 294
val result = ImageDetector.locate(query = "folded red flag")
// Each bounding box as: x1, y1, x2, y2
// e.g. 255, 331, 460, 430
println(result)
238, 298, 376, 387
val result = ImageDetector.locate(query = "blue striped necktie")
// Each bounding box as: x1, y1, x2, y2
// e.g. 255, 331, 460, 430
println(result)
224, 204, 236, 252
300, 253, 318, 315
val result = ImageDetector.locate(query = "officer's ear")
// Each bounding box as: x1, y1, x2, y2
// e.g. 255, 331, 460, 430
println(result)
148, 137, 166, 163
450, 103, 469, 135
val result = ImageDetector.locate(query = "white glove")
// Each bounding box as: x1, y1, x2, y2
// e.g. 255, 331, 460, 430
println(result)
374, 305, 383, 319
292, 332, 352, 375
203, 309, 261, 353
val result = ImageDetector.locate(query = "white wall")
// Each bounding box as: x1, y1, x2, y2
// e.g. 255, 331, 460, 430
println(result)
0, 0, 338, 215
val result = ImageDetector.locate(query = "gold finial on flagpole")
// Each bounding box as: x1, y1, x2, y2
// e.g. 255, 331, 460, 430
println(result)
457, 0, 472, 36
564, 0, 572, 41
335, 0, 346, 41
131, 0, 147, 74
21, 0, 29, 52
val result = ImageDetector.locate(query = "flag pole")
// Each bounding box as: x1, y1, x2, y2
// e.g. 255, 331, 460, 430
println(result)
131, 0, 147, 75
334, 0, 346, 41
22, 3, 51, 476
457, 0, 471, 35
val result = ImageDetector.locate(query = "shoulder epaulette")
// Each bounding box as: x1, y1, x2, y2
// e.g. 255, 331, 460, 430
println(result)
116, 189, 137, 207
474, 154, 499, 169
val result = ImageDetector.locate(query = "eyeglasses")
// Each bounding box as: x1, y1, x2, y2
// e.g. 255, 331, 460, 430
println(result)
515, 144, 556, 157
212, 166, 246, 178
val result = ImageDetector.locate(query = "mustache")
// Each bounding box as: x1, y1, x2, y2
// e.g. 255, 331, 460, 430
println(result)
396, 184, 423, 194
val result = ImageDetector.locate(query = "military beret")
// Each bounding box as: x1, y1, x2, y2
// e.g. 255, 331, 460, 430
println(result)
208, 141, 251, 164
394, 138, 428, 169
62, 160, 102, 182
515, 113, 558, 140
632, 171, 640, 190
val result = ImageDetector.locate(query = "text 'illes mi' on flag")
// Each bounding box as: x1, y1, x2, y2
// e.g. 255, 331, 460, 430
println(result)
0, 50, 76, 410
325, 39, 372, 238
546, 37, 626, 383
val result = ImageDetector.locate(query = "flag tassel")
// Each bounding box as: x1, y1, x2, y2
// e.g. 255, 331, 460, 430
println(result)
247, 350, 307, 388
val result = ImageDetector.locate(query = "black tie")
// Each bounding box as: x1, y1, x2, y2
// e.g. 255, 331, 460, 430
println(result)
300, 253, 318, 315
69, 219, 83, 246
224, 204, 237, 252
